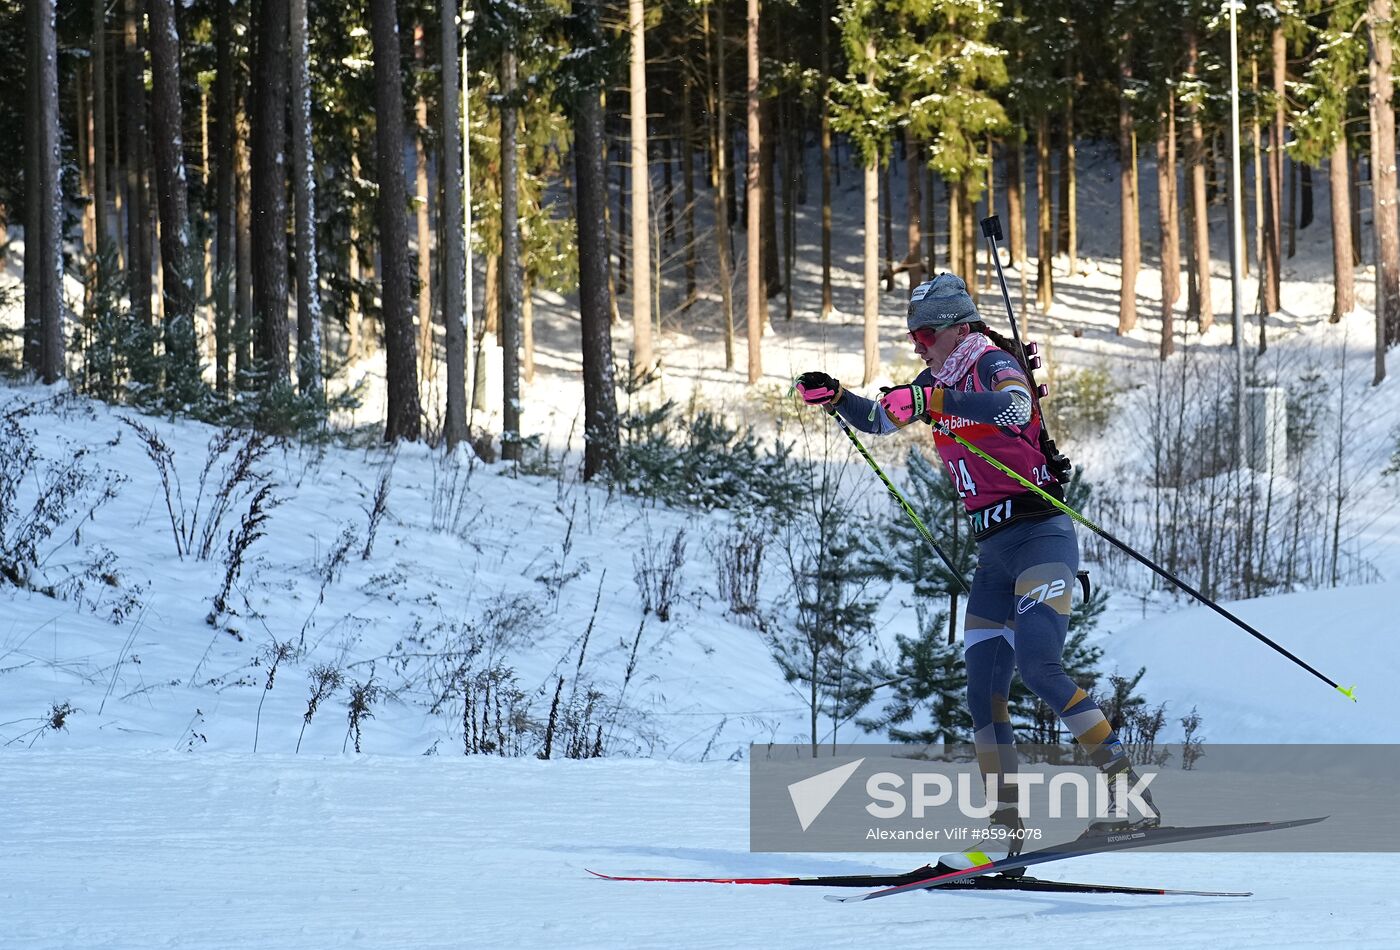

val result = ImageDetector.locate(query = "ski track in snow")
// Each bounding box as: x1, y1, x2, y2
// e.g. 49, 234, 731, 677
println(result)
3, 754, 1396, 949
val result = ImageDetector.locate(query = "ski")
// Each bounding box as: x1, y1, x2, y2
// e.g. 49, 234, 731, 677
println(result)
826, 816, 1325, 903
587, 866, 1249, 897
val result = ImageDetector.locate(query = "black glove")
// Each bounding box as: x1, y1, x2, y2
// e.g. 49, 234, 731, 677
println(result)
795, 372, 843, 407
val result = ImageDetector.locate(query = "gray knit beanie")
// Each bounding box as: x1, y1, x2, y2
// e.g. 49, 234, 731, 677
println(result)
907, 273, 980, 331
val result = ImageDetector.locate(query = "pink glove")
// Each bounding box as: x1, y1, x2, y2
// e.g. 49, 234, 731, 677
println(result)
879, 384, 944, 427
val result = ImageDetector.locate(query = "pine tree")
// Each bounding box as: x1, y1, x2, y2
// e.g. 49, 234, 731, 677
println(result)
858, 611, 971, 744
774, 462, 883, 755
831, 0, 896, 386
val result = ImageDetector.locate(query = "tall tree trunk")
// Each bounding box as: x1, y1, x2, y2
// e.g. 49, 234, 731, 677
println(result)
414, 22, 434, 390
441, 0, 466, 450
1186, 23, 1213, 331
761, 98, 781, 298
1329, 140, 1355, 323
574, 0, 620, 478
370, 0, 422, 441
1035, 115, 1053, 311
347, 138, 363, 362
1261, 25, 1284, 316
1288, 128, 1298, 261
925, 163, 936, 276
235, 106, 254, 384
27, 0, 64, 382
291, 0, 322, 398
882, 160, 895, 291
632, 13, 658, 366
629, 0, 654, 380
962, 190, 976, 299
1164, 92, 1180, 310
948, 178, 962, 273
819, 0, 833, 318
704, 0, 734, 368
201, 89, 214, 343
484, 253, 500, 338
1251, 56, 1262, 279
662, 132, 675, 248
863, 151, 879, 385
251, 0, 290, 384
745, 0, 763, 384
906, 131, 925, 291
1007, 131, 1025, 268
24, 0, 39, 372
79, 64, 94, 292
1064, 68, 1079, 276
499, 49, 522, 455
615, 131, 627, 298
1056, 128, 1068, 259
1369, 0, 1400, 378
682, 71, 696, 306
1158, 105, 1179, 360
1350, 151, 1363, 266
149, 0, 198, 390
214, 0, 235, 394
124, 0, 152, 329
1117, 32, 1139, 334
781, 95, 795, 320
111, 30, 126, 272
522, 274, 535, 384
92, 0, 108, 259
1300, 164, 1314, 231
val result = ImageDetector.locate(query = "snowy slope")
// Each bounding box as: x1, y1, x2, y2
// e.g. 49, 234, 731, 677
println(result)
1104, 582, 1396, 742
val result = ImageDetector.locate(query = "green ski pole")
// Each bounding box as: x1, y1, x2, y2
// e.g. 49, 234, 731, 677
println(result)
931, 419, 1357, 702
824, 407, 970, 595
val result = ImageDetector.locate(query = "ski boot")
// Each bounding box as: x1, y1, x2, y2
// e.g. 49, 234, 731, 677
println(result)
1084, 760, 1162, 837
936, 806, 1026, 878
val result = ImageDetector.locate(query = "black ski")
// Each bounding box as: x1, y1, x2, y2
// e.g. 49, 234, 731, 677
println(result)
826, 816, 1325, 903
587, 866, 1248, 897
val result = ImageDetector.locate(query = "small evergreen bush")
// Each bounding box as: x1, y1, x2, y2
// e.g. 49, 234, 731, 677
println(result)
617, 398, 808, 518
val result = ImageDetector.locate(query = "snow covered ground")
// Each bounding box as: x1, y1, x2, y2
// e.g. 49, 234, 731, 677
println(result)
6, 753, 1399, 950
3, 136, 1400, 946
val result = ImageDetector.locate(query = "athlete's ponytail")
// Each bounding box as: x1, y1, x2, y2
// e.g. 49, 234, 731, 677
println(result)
970, 322, 1033, 380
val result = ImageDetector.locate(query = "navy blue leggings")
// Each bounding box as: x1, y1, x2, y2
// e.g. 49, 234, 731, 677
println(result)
963, 514, 1122, 795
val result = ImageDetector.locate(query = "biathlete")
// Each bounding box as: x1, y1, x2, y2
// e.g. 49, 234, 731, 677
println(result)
795, 272, 1159, 872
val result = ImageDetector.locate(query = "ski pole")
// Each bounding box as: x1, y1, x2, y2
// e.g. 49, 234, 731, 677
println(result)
824, 406, 970, 595
929, 418, 1357, 701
